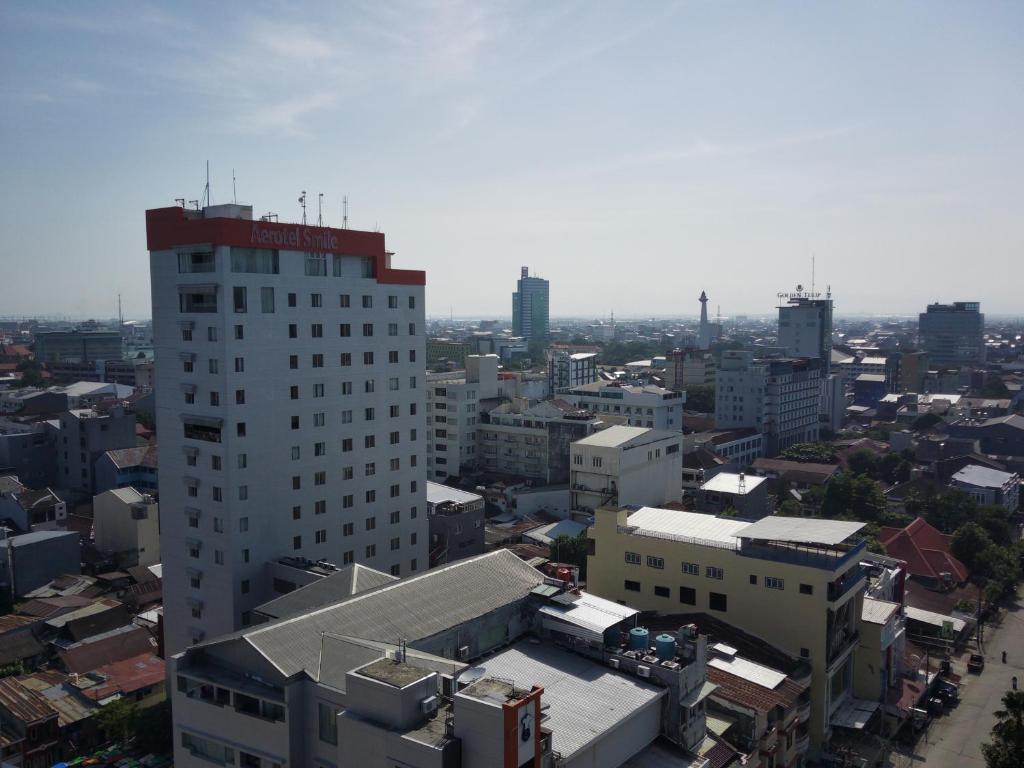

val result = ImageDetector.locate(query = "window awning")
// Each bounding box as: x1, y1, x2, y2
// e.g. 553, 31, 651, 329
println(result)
831, 698, 880, 730
181, 414, 223, 428
180, 383, 197, 394
177, 283, 218, 293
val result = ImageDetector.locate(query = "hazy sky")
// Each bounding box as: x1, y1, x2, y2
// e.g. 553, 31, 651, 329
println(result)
1, 1, 1021, 320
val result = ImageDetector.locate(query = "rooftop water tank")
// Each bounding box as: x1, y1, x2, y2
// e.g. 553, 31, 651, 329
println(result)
628, 627, 650, 651
655, 634, 676, 662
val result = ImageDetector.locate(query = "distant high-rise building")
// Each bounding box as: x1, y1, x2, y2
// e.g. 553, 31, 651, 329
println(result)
512, 266, 549, 340
33, 330, 122, 364
918, 301, 984, 368
777, 294, 833, 373
148, 202, 428, 654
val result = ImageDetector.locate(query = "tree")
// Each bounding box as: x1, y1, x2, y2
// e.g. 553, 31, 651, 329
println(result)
982, 691, 1024, 768
821, 474, 888, 523
778, 499, 803, 517
780, 443, 837, 464
682, 385, 715, 413
550, 532, 589, 578
846, 449, 878, 477
134, 700, 173, 754
13, 359, 43, 389
951, 523, 994, 574
95, 697, 139, 743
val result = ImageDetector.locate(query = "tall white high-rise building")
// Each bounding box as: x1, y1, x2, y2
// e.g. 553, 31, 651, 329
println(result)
512, 266, 550, 340
777, 294, 833, 372
148, 202, 428, 653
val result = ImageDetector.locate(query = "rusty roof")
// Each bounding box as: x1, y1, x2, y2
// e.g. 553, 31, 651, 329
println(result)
58, 625, 156, 674
0, 615, 39, 634
79, 652, 165, 702
706, 665, 805, 714
0, 677, 56, 724
14, 672, 98, 726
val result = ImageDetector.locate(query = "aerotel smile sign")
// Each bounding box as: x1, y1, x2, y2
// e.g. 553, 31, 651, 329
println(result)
250, 224, 339, 251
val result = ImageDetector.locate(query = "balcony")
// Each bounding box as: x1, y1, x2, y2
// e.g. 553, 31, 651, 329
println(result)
740, 539, 866, 572
760, 726, 778, 751
827, 627, 860, 667
827, 569, 867, 603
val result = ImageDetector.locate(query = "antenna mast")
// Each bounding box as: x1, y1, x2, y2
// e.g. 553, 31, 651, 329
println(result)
118, 293, 123, 331
201, 160, 211, 208
342, 196, 349, 229
232, 169, 237, 204
811, 253, 816, 296
299, 191, 307, 225
318, 193, 324, 227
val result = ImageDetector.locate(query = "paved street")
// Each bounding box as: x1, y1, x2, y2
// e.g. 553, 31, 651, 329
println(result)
907, 589, 1024, 767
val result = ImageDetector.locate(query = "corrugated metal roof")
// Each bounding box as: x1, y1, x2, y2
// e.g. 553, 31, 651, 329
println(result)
523, 519, 588, 546
736, 517, 865, 546
708, 656, 786, 690
0, 677, 55, 723
951, 464, 1016, 488
255, 564, 397, 620
700, 473, 766, 495
218, 550, 545, 678
861, 597, 899, 626
462, 640, 664, 759
626, 508, 749, 546
904, 606, 966, 633
575, 425, 662, 448
426, 482, 483, 506
15, 672, 97, 726
538, 592, 637, 639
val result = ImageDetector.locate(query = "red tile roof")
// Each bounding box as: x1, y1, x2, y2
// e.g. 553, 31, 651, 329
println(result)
878, 517, 969, 583
706, 666, 805, 714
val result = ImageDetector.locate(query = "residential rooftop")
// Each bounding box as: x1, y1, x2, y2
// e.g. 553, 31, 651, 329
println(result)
699, 472, 766, 496
951, 464, 1017, 488
574, 425, 679, 449
426, 481, 484, 507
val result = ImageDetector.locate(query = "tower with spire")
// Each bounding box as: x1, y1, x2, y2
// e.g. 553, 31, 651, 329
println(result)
698, 290, 712, 350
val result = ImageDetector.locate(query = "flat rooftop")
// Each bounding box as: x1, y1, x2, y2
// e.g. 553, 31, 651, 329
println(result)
426, 481, 483, 506
461, 641, 664, 759
357, 658, 434, 688
700, 472, 766, 496
737, 517, 865, 546
575, 425, 679, 449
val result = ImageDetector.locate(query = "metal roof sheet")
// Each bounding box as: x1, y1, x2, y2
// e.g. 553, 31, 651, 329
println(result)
462, 640, 664, 759
904, 606, 966, 633
708, 656, 786, 690
861, 597, 899, 626
700, 473, 766, 495
736, 516, 865, 545
538, 592, 637, 638
426, 482, 483, 506
255, 564, 397, 620
951, 464, 1016, 488
219, 550, 544, 678
625, 508, 749, 546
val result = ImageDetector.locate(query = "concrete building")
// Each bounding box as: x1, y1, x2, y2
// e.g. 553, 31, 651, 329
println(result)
55, 406, 137, 498
0, 529, 81, 597
425, 338, 468, 368
715, 354, 822, 455
148, 202, 428, 653
32, 330, 122, 364
777, 295, 833, 372
512, 266, 550, 341
479, 399, 600, 483
666, 348, 716, 391
949, 464, 1020, 512
897, 351, 928, 393
426, 355, 500, 481
547, 350, 597, 394
167, 550, 716, 768
854, 597, 905, 706
426, 482, 485, 567
570, 426, 682, 515
588, 509, 868, 751
946, 414, 1024, 457
695, 472, 770, 520
0, 419, 57, 488
93, 487, 161, 567
0, 478, 67, 533
94, 444, 158, 494
918, 301, 985, 368
835, 356, 890, 390
563, 381, 685, 431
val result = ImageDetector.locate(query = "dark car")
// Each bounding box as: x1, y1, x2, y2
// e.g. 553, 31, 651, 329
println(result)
968, 654, 985, 673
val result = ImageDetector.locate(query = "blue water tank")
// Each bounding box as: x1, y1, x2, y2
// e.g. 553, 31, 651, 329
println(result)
628, 627, 650, 651
655, 634, 677, 661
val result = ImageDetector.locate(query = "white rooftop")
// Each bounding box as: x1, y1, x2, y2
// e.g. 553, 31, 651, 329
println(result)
700, 472, 766, 496
904, 606, 966, 634
524, 519, 588, 546
951, 464, 1016, 489
737, 516, 865, 546
575, 425, 680, 449
538, 591, 638, 639
462, 640, 664, 760
708, 654, 787, 690
625, 508, 749, 547
861, 597, 899, 625
426, 481, 483, 506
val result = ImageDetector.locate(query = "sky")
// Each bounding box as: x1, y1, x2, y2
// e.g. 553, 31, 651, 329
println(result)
1, 1, 1022, 320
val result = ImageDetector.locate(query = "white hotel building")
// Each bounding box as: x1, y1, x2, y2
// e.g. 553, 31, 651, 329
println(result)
149, 203, 428, 653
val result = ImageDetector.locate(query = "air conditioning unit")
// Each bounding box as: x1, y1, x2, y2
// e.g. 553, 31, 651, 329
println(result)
661, 661, 681, 671
421, 696, 439, 714
457, 645, 470, 660
637, 665, 651, 678
608, 658, 620, 669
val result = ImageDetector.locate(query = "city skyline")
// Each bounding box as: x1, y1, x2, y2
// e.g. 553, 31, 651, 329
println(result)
2, 2, 1023, 317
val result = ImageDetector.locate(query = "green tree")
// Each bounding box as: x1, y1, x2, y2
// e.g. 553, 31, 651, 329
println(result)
981, 376, 1010, 398
778, 499, 803, 517
982, 690, 1024, 768
95, 697, 139, 743
821, 474, 888, 523
682, 385, 715, 413
780, 443, 837, 464
951, 523, 994, 574
846, 449, 878, 477
13, 359, 44, 388
550, 532, 589, 578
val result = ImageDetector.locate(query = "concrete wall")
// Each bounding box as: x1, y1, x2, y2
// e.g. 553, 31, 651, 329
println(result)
2, 530, 80, 596
514, 487, 571, 520
93, 490, 161, 567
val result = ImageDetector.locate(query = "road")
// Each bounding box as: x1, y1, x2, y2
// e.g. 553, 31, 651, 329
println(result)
913, 588, 1024, 767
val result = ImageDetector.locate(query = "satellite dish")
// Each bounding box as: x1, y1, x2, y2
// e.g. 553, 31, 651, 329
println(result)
457, 667, 485, 684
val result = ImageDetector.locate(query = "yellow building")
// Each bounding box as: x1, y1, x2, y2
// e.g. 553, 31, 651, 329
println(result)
587, 507, 867, 752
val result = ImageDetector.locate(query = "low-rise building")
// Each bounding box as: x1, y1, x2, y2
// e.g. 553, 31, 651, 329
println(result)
548, 350, 598, 394
0, 420, 57, 489
93, 444, 158, 494
570, 426, 683, 516
666, 349, 716, 391
946, 414, 1024, 457
696, 473, 771, 520
563, 380, 685, 431
93, 487, 160, 568
426, 482, 485, 567
0, 530, 80, 598
0, 676, 60, 768
949, 464, 1020, 512
588, 509, 868, 751
167, 550, 715, 768
55, 407, 137, 498
0, 478, 67, 533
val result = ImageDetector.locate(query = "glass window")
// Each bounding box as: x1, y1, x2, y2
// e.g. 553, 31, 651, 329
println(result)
231, 248, 279, 274
233, 287, 247, 313
260, 287, 275, 313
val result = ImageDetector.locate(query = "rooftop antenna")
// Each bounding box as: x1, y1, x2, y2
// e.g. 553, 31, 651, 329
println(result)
342, 195, 349, 229
299, 191, 307, 225
200, 160, 211, 208
188, 200, 199, 210
811, 253, 816, 296
118, 293, 123, 331
318, 193, 324, 227
174, 198, 185, 208
232, 169, 237, 204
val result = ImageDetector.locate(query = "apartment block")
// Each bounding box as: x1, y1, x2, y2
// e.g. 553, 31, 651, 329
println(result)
479, 398, 600, 483
426, 355, 499, 481
777, 296, 833, 372
148, 202, 428, 653
588, 509, 867, 750
55, 406, 136, 498
570, 426, 682, 515
426, 481, 485, 566
563, 381, 685, 431
547, 350, 597, 394
918, 301, 985, 368
666, 348, 716, 391
33, 330, 122, 364
93, 486, 161, 568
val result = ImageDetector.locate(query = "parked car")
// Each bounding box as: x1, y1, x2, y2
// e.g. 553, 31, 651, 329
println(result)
968, 654, 985, 673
